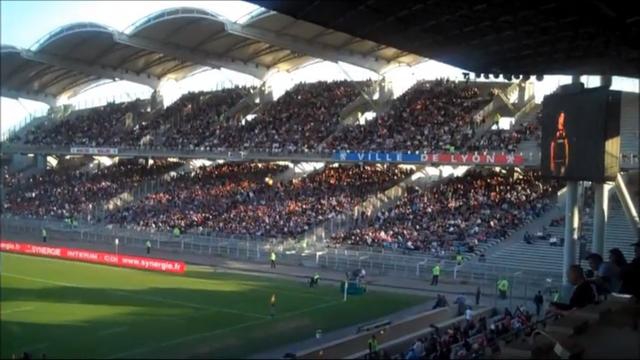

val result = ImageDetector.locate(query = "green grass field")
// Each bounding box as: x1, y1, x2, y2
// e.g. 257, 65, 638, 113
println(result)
0, 253, 426, 359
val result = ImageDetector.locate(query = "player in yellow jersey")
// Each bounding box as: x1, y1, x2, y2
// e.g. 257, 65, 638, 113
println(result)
270, 293, 276, 318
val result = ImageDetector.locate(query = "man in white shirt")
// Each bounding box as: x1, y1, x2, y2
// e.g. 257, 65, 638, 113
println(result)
465, 306, 473, 322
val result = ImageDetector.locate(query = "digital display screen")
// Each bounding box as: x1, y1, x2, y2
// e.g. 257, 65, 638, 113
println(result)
540, 87, 620, 182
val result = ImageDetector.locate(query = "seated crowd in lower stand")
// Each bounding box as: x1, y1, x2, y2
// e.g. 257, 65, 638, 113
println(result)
3, 159, 183, 220
108, 163, 413, 238
330, 169, 560, 256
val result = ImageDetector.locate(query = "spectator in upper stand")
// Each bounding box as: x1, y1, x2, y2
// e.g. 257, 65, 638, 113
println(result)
160, 87, 252, 149
467, 119, 541, 152
211, 81, 366, 152
20, 100, 150, 147
325, 79, 490, 152
549, 265, 597, 314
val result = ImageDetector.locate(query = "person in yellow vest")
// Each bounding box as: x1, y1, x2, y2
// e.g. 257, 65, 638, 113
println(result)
270, 251, 277, 269
173, 227, 180, 237
498, 278, 509, 299
368, 334, 379, 357
456, 253, 463, 266
146, 240, 151, 255
431, 263, 441, 286
41, 228, 47, 243
269, 293, 276, 318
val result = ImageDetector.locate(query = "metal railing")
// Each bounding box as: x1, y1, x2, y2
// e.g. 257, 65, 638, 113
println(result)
1, 216, 563, 303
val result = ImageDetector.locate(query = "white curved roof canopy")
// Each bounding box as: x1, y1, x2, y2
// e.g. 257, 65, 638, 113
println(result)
1, 6, 424, 105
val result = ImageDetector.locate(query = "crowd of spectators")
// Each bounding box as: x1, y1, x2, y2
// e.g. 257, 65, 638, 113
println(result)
398, 306, 535, 360
467, 121, 540, 152
208, 80, 365, 152
3, 159, 182, 220
324, 79, 491, 152
330, 169, 560, 256
20, 100, 149, 147
109, 163, 411, 237
7, 79, 550, 154
108, 162, 288, 233
159, 87, 253, 149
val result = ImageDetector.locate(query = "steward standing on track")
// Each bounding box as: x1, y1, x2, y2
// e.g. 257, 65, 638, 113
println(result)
497, 278, 509, 299
456, 253, 464, 266
146, 240, 151, 254
431, 263, 441, 286
270, 251, 277, 269
42, 228, 47, 243
368, 334, 379, 358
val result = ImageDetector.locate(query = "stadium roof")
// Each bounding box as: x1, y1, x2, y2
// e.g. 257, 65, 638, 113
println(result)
0, 6, 422, 105
253, 0, 640, 78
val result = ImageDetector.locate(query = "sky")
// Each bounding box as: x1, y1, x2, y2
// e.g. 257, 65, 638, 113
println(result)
1, 1, 638, 136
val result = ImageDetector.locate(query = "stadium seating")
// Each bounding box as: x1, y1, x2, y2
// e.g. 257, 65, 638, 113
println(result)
3, 159, 182, 220
20, 99, 149, 147
108, 163, 412, 237
207, 80, 366, 152
468, 121, 540, 152
329, 169, 560, 256
484, 190, 636, 274
157, 87, 253, 149
324, 79, 492, 152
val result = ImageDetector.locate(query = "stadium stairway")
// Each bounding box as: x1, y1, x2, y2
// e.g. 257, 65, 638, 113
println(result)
2, 102, 93, 144
300, 163, 467, 252
225, 86, 265, 122
100, 160, 191, 214
467, 82, 525, 146
3, 114, 50, 143
136, 106, 168, 146
317, 82, 383, 150
273, 162, 326, 183
513, 101, 540, 127
466, 204, 565, 275
481, 187, 637, 277
620, 91, 639, 168
299, 165, 427, 246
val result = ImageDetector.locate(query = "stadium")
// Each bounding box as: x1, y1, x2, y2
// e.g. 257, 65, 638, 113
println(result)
0, 1, 638, 359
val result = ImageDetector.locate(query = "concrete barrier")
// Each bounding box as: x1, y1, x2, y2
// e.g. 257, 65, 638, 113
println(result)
296, 306, 495, 359
295, 307, 451, 359
347, 307, 495, 359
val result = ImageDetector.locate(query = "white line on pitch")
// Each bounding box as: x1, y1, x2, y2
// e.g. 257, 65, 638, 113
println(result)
107, 300, 342, 359
1, 306, 34, 315
29, 342, 49, 351
4, 253, 333, 300
2, 273, 268, 319
98, 326, 128, 336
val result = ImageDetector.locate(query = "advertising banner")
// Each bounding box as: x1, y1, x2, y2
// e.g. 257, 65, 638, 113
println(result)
332, 151, 524, 165
70, 147, 118, 155
0, 240, 185, 274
